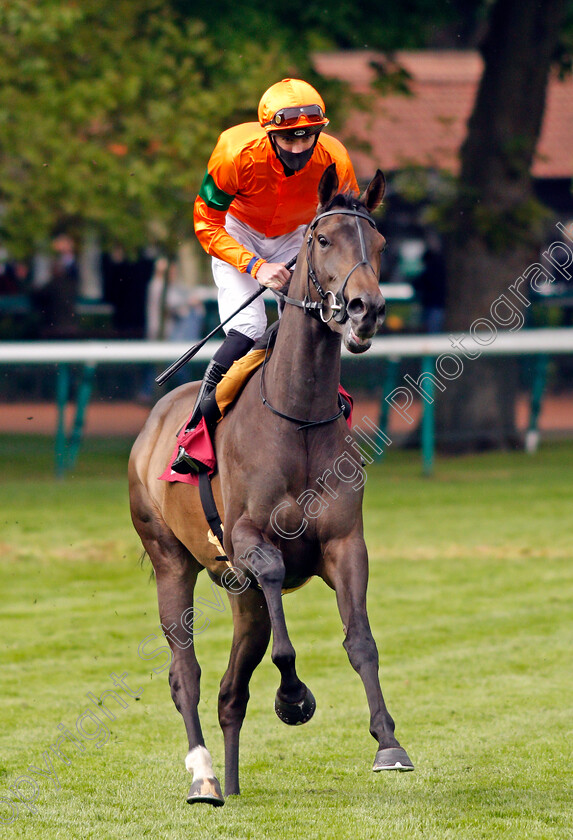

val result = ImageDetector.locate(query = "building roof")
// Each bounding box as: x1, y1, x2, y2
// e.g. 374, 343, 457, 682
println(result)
313, 50, 573, 180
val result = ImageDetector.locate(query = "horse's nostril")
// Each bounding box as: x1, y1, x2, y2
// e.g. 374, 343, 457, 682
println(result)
347, 297, 367, 319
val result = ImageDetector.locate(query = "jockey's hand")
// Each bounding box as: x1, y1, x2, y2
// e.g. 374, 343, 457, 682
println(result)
256, 262, 291, 291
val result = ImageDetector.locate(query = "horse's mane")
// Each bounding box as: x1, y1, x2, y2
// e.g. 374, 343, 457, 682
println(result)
320, 190, 367, 215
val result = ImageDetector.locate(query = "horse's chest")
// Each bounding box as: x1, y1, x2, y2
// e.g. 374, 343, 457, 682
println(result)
261, 464, 362, 545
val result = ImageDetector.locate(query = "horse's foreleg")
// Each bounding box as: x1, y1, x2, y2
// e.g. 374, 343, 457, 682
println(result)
218, 587, 271, 796
230, 518, 316, 726
131, 493, 224, 805
322, 536, 414, 772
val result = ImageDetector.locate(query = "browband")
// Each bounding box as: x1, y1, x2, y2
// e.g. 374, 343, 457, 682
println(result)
310, 208, 377, 230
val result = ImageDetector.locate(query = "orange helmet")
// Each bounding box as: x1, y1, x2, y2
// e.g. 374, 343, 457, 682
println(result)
258, 78, 329, 134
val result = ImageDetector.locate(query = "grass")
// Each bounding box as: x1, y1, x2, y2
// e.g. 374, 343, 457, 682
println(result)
0, 435, 572, 839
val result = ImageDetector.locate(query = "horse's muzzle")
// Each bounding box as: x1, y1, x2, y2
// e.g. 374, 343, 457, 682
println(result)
344, 293, 386, 353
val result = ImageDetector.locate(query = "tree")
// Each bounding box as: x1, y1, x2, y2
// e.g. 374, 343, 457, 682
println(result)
172, 0, 458, 53
437, 0, 569, 451
0, 0, 499, 260
0, 0, 290, 257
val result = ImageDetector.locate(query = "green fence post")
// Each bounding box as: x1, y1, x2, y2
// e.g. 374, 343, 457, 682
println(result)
55, 364, 70, 478
421, 355, 435, 476
376, 356, 400, 461
525, 354, 549, 454
67, 362, 97, 470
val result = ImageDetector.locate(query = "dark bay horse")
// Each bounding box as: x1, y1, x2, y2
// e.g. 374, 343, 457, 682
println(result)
128, 164, 413, 806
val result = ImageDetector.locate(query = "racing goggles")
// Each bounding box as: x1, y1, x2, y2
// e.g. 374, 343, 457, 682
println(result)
264, 104, 326, 129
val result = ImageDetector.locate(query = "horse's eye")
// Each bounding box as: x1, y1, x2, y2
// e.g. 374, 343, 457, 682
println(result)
317, 234, 329, 248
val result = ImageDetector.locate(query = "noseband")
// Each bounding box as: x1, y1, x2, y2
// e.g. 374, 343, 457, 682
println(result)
276, 205, 379, 325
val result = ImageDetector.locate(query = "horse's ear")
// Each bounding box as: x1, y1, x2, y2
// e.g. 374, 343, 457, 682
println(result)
360, 169, 386, 212
317, 163, 339, 209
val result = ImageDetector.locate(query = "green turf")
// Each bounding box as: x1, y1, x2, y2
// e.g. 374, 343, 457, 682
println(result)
0, 436, 571, 839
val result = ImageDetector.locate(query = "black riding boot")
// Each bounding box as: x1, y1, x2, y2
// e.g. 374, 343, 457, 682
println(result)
170, 329, 254, 474
184, 358, 227, 434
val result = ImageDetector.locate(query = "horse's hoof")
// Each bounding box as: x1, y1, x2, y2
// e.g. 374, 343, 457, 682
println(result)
275, 686, 316, 726
186, 777, 225, 806
373, 747, 414, 772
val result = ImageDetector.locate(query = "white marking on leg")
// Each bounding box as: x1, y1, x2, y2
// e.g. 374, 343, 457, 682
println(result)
185, 746, 214, 782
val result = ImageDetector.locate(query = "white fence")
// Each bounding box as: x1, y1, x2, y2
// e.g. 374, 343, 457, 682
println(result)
1, 326, 573, 365
1, 327, 572, 474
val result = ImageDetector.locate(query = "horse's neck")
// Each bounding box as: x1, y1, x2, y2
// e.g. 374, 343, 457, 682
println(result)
265, 272, 342, 423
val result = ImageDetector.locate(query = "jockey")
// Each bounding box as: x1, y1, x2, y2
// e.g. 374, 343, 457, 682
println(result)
172, 78, 359, 474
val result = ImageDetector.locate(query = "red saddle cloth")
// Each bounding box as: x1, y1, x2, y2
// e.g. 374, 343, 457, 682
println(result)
160, 418, 216, 487
160, 384, 353, 487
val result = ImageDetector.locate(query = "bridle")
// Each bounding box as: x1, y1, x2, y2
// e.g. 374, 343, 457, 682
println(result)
275, 205, 379, 326
262, 203, 380, 430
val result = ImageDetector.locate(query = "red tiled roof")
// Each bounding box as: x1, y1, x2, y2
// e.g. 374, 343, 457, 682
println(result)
313, 50, 573, 179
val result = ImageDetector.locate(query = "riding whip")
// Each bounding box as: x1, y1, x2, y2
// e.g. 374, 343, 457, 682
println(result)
155, 255, 297, 385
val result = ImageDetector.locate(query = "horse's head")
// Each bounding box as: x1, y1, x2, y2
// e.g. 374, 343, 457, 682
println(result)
304, 164, 387, 353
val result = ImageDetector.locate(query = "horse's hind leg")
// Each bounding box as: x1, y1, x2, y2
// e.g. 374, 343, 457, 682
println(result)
230, 518, 316, 726
218, 586, 271, 796
156, 556, 225, 805
322, 535, 414, 773
130, 491, 224, 805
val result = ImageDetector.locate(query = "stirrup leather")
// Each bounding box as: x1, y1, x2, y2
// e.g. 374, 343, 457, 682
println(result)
170, 360, 228, 475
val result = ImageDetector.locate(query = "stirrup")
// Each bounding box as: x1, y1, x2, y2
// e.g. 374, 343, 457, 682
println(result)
171, 359, 228, 475
170, 446, 209, 475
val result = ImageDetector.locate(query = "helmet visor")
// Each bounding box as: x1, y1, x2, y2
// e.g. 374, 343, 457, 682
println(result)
263, 104, 326, 129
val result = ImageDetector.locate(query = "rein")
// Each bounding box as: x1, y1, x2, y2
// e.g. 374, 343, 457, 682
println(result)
259, 330, 346, 431
261, 204, 376, 430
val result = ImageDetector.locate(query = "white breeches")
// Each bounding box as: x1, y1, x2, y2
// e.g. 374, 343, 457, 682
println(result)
212, 215, 306, 340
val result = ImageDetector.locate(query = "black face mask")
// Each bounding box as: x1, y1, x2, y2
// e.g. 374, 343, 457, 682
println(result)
271, 135, 319, 174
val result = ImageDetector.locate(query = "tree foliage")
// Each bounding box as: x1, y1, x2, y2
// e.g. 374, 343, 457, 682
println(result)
0, 0, 291, 256
2, 0, 572, 261
173, 0, 477, 52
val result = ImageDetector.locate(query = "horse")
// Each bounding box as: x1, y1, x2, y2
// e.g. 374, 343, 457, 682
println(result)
128, 163, 413, 806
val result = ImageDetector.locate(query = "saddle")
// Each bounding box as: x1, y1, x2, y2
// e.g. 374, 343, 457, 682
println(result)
160, 348, 271, 487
